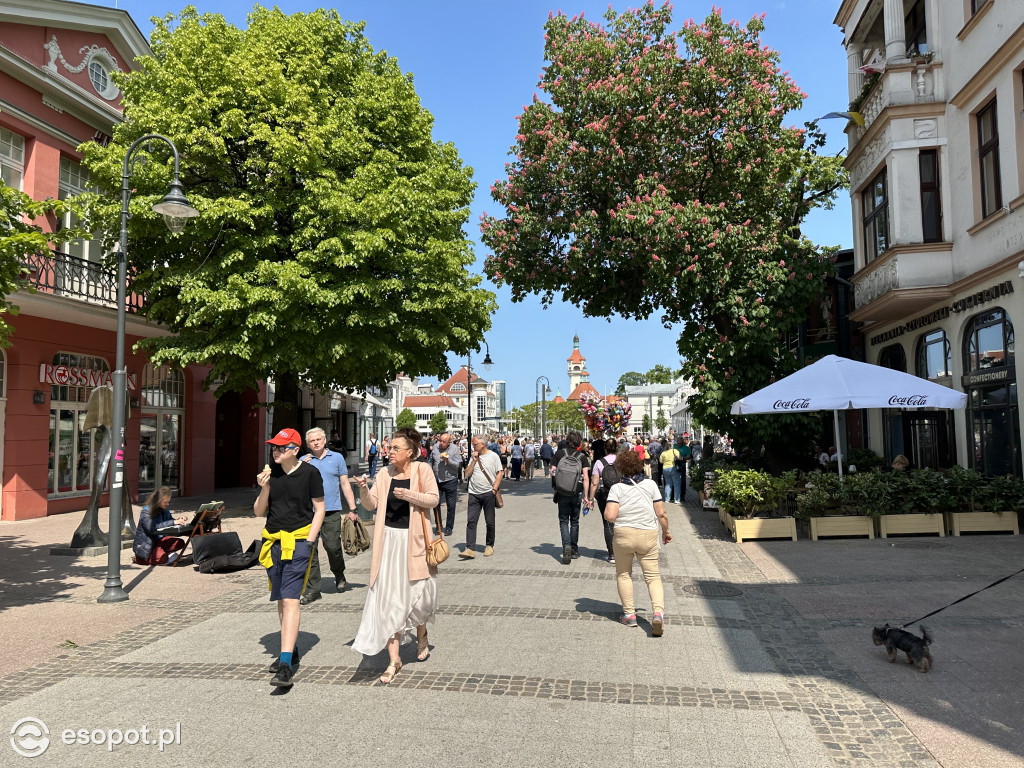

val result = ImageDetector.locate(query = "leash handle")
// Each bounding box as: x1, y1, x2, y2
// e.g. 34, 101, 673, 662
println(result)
901, 566, 1024, 628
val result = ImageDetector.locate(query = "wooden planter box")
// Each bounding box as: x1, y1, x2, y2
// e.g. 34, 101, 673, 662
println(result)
948, 511, 1019, 536
810, 515, 874, 540
878, 513, 945, 538
723, 511, 797, 543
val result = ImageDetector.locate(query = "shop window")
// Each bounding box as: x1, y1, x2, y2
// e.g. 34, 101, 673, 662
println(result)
48, 353, 111, 498
862, 168, 890, 263
919, 150, 942, 243
140, 364, 184, 409
49, 352, 110, 403
138, 364, 185, 497
963, 309, 1019, 476
976, 100, 1002, 219
916, 330, 951, 382
0, 127, 25, 190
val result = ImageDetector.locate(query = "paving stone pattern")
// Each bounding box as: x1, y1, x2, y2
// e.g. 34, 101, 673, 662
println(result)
5, 481, 1006, 767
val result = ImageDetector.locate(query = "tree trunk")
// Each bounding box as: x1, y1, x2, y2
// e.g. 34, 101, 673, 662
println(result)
272, 372, 302, 434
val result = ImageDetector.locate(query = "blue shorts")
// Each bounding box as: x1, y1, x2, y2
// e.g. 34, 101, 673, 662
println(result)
265, 539, 314, 601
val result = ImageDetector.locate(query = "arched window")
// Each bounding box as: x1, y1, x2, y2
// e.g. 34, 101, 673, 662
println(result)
140, 364, 185, 408
962, 308, 1019, 476
138, 364, 186, 497
878, 344, 907, 372
916, 330, 951, 382
964, 309, 1014, 372
450, 383, 466, 392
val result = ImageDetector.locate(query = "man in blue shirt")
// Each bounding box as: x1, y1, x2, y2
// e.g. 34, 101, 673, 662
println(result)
539, 437, 555, 477
299, 427, 358, 604
430, 432, 462, 536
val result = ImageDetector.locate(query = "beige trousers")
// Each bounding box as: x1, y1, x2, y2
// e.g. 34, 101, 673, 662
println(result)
612, 526, 663, 615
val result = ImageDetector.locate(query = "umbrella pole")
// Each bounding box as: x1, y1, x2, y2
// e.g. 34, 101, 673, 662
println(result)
833, 409, 843, 479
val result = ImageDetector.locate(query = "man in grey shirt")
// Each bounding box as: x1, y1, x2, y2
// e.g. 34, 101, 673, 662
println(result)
460, 435, 502, 559
430, 432, 462, 536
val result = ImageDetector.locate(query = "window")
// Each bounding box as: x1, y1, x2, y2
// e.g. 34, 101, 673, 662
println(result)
963, 309, 1019, 476
0, 127, 25, 190
57, 157, 102, 261
48, 352, 111, 498
862, 168, 890, 263
450, 382, 466, 392
140, 364, 185, 409
879, 344, 907, 461
970, 0, 983, 14
879, 344, 906, 372
477, 395, 486, 422
905, 0, 928, 55
89, 60, 108, 94
977, 100, 1001, 218
919, 150, 942, 242
916, 330, 951, 381
964, 309, 1014, 372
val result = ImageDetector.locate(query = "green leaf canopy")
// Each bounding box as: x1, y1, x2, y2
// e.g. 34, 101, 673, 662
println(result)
83, 6, 495, 397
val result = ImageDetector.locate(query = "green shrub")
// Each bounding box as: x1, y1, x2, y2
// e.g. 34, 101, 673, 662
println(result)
845, 448, 886, 471
977, 475, 1024, 513
946, 465, 984, 512
712, 469, 789, 518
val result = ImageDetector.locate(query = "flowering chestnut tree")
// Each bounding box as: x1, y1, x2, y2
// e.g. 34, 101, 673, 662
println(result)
481, 4, 846, 448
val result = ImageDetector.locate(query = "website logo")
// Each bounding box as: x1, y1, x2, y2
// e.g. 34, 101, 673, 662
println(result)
11, 718, 49, 758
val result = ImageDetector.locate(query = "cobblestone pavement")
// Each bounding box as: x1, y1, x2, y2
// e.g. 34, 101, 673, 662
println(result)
1, 480, 1022, 767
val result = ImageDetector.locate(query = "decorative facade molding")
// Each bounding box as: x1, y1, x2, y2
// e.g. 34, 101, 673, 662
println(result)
854, 256, 899, 309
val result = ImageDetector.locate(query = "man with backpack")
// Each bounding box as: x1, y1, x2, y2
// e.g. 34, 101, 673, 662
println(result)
589, 438, 622, 563
364, 433, 380, 479
551, 430, 591, 565
647, 436, 663, 486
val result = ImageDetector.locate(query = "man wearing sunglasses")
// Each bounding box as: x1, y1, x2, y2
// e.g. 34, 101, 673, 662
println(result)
256, 428, 326, 689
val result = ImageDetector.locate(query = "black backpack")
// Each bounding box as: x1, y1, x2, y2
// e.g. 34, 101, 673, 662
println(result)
192, 533, 260, 574
597, 458, 622, 495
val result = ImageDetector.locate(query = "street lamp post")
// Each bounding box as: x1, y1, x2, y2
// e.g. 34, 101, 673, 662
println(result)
98, 134, 199, 604
534, 375, 550, 440
465, 341, 493, 441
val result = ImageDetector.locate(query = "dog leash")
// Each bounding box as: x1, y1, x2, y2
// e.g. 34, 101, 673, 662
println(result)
901, 565, 1024, 628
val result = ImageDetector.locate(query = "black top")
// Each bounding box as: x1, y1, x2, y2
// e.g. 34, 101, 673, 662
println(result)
385, 478, 412, 529
265, 462, 325, 534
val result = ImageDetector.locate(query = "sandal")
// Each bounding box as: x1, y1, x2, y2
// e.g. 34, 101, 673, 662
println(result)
379, 659, 402, 684
417, 630, 430, 661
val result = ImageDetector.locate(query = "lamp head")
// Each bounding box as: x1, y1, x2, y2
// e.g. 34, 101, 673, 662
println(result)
482, 352, 493, 371
152, 177, 199, 232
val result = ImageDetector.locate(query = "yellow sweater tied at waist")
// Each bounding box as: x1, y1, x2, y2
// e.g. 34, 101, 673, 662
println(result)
259, 525, 313, 569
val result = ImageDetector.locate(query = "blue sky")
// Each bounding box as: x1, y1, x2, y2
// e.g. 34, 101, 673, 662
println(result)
109, 0, 852, 408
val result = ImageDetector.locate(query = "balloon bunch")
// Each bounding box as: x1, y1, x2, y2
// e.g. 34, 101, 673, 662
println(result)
579, 393, 633, 437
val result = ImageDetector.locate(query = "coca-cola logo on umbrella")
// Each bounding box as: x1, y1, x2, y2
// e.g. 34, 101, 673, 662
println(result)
773, 398, 811, 410
888, 395, 928, 406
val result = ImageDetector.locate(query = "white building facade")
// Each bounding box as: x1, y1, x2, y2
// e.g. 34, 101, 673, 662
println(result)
836, 0, 1023, 476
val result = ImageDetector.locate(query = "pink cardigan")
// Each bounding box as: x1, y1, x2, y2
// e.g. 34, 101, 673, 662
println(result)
365, 461, 440, 588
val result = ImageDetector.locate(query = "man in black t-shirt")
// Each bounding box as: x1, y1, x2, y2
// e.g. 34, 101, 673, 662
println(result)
256, 428, 325, 689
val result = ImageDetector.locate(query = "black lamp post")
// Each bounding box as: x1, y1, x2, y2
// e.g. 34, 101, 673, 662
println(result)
534, 375, 550, 439
465, 341, 493, 441
98, 134, 199, 604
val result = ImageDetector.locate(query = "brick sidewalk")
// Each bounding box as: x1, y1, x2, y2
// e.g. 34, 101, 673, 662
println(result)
1, 479, 1022, 767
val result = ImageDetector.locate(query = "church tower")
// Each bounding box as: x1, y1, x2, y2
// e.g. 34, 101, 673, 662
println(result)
567, 334, 585, 391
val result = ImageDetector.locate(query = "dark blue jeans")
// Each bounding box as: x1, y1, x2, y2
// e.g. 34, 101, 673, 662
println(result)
367, 455, 379, 478
557, 493, 582, 549
437, 479, 458, 533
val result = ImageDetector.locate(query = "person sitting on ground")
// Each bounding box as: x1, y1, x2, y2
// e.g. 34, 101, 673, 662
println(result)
602, 448, 672, 635
132, 485, 189, 565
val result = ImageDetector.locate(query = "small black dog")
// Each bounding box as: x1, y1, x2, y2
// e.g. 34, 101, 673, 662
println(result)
872, 624, 933, 672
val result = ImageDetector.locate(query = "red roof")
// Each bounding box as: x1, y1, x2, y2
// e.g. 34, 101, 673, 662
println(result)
403, 395, 457, 408
568, 382, 601, 401
552, 395, 565, 404
567, 348, 585, 364
437, 366, 484, 394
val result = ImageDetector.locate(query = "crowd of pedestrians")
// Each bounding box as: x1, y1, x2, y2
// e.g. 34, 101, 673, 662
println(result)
253, 425, 695, 690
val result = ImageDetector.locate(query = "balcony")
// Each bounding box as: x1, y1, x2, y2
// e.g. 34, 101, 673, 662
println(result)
22, 250, 144, 313
850, 243, 954, 324
849, 57, 942, 142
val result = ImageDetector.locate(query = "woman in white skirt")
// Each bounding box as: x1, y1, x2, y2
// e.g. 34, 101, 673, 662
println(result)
353, 427, 440, 683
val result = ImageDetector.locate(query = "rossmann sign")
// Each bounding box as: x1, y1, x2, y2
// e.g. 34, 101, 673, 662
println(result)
40, 364, 138, 390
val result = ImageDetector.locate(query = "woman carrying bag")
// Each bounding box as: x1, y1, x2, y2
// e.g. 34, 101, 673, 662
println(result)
602, 448, 672, 635
352, 427, 441, 683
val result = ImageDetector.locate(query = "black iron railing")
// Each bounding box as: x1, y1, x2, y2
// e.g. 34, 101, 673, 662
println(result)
22, 250, 144, 313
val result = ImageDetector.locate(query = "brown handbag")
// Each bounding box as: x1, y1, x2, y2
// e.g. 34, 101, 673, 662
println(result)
415, 466, 450, 566
477, 459, 504, 508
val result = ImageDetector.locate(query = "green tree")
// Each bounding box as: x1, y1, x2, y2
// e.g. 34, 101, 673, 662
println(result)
480, 5, 845, 451
0, 183, 86, 345
655, 410, 668, 431
615, 371, 646, 396
645, 365, 675, 385
546, 400, 585, 432
396, 408, 417, 429
83, 6, 495, 431
429, 410, 448, 435
642, 413, 652, 433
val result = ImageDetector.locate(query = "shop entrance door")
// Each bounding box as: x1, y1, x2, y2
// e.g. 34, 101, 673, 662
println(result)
138, 412, 182, 498
903, 411, 954, 470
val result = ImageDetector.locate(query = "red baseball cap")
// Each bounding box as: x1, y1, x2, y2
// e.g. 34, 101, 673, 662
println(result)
266, 428, 302, 446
